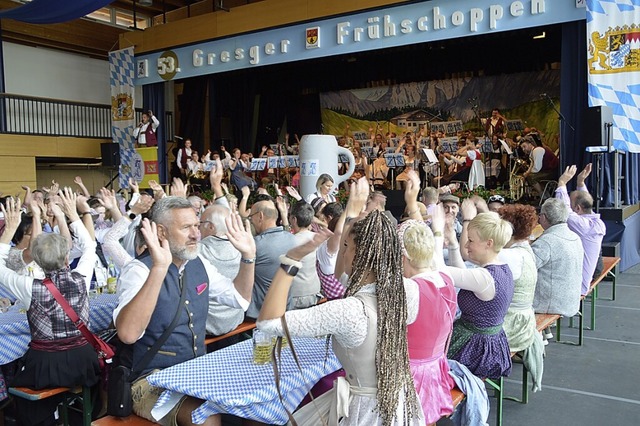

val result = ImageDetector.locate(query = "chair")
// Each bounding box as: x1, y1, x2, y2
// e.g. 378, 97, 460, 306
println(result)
538, 180, 558, 207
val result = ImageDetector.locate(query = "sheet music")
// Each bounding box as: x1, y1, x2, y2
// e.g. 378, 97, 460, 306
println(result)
423, 148, 439, 164
499, 139, 513, 155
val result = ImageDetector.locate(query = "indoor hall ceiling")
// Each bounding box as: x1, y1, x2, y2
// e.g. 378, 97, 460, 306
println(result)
0, 0, 264, 59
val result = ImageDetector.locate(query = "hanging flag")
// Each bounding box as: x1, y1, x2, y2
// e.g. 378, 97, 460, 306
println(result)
587, 0, 640, 153
109, 47, 137, 188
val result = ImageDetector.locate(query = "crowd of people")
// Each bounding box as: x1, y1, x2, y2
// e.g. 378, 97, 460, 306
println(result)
0, 149, 605, 425
168, 118, 559, 205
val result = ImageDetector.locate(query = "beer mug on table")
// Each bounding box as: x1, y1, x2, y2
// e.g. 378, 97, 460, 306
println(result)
252, 329, 272, 364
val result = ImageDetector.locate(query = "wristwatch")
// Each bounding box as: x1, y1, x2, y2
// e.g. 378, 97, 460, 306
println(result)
280, 263, 300, 276
127, 211, 136, 220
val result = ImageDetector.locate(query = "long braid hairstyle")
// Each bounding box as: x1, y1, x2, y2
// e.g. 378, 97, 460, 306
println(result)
346, 210, 419, 426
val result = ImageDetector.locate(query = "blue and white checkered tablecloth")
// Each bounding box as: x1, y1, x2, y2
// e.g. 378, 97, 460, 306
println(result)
0, 293, 118, 365
0, 286, 15, 301
148, 337, 342, 425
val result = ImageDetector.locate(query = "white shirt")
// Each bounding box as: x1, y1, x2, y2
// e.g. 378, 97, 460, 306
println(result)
0, 220, 97, 309
112, 254, 250, 336
530, 146, 545, 173
132, 115, 160, 145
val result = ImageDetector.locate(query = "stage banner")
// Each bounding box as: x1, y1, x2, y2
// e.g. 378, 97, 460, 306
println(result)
137, 147, 159, 188
587, 0, 640, 153
109, 46, 136, 188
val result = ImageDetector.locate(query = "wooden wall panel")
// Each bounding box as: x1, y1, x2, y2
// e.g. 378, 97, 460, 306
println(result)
0, 156, 36, 183
0, 135, 58, 157
0, 135, 104, 158
56, 138, 104, 158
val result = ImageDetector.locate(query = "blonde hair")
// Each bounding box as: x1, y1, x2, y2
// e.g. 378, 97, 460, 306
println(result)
399, 220, 435, 268
468, 212, 513, 252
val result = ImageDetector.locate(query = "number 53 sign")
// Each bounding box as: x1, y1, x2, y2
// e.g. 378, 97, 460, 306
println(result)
157, 51, 180, 81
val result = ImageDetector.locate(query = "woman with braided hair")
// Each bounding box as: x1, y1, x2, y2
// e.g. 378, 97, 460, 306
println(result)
258, 178, 424, 426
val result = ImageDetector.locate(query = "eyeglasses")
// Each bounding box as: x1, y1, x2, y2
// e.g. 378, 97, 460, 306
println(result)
199, 220, 213, 227
247, 211, 261, 219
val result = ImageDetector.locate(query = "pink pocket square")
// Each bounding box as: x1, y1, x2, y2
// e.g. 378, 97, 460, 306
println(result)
196, 283, 207, 295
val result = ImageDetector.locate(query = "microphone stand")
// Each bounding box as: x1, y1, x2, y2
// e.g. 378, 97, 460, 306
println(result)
543, 94, 574, 171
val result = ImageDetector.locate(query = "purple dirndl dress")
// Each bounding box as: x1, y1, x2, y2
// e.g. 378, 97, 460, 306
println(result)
448, 264, 514, 379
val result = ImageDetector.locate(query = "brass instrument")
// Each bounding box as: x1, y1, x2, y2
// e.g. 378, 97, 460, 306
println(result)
509, 158, 529, 201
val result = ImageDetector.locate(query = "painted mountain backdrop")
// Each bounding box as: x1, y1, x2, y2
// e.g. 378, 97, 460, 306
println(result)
320, 70, 563, 148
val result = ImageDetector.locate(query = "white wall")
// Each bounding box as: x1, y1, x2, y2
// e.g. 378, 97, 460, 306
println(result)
2, 42, 111, 104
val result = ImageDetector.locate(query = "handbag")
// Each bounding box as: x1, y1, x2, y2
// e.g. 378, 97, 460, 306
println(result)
42, 278, 115, 369
107, 271, 189, 417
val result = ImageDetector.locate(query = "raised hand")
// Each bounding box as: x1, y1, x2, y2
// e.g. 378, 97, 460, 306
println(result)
129, 177, 140, 193
577, 163, 592, 186
59, 187, 80, 221
97, 188, 117, 211
346, 177, 370, 218
285, 186, 302, 201
460, 198, 478, 222
225, 212, 256, 259
430, 203, 445, 235
170, 177, 188, 198
208, 158, 224, 189
74, 176, 84, 186
140, 218, 172, 269
241, 185, 251, 199
558, 165, 578, 187
130, 194, 154, 215
0, 197, 22, 244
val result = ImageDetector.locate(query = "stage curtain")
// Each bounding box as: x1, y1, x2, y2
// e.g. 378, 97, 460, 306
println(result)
0, 0, 114, 24
178, 76, 207, 155
143, 82, 166, 184
209, 72, 258, 153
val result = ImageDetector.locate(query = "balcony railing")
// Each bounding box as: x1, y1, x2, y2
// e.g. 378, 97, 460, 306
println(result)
0, 93, 173, 140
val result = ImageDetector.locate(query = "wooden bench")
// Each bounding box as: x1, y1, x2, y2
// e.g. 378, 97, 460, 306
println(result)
556, 256, 621, 346
9, 385, 92, 426
204, 320, 256, 346
92, 414, 156, 425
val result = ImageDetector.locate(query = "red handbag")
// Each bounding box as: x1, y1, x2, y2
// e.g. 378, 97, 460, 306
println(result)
42, 278, 115, 369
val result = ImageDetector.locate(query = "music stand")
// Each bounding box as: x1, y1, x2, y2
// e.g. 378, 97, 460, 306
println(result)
384, 153, 405, 189
250, 158, 267, 171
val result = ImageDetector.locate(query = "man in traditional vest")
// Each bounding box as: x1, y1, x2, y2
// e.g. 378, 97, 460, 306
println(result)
113, 196, 256, 425
520, 134, 559, 196
133, 110, 159, 147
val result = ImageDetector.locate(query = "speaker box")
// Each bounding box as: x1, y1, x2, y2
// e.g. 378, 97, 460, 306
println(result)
583, 106, 613, 148
101, 143, 120, 167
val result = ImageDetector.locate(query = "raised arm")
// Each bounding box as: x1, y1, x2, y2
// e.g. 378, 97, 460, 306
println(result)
258, 228, 331, 321
225, 213, 257, 302
403, 170, 423, 222
115, 219, 172, 344
73, 176, 91, 198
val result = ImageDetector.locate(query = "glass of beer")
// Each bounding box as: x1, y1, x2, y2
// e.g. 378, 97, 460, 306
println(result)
252, 329, 272, 365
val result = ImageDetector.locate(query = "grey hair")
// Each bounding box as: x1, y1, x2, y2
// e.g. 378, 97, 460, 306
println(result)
150, 196, 194, 226
202, 204, 230, 237
31, 233, 69, 273
541, 198, 569, 225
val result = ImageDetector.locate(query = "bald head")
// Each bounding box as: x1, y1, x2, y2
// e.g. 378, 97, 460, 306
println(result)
200, 204, 231, 238
570, 190, 594, 214
249, 200, 278, 234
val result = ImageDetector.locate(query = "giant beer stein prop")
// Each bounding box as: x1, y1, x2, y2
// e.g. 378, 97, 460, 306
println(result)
299, 135, 356, 199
